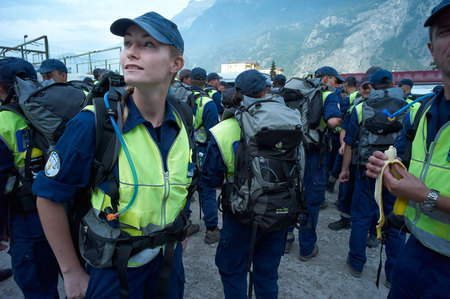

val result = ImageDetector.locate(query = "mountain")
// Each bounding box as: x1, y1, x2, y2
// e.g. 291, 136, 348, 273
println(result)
173, 0, 440, 78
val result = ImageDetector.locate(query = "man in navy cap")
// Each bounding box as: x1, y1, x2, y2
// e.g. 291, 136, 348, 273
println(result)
190, 67, 221, 244
0, 57, 60, 298
340, 69, 407, 284
272, 74, 286, 88
287, 65, 343, 259
37, 58, 68, 83
366, 1, 450, 297
397, 78, 414, 103
206, 72, 224, 118
218, 80, 227, 92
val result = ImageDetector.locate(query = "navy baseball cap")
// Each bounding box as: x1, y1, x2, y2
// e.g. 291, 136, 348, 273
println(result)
235, 69, 267, 95
397, 78, 414, 87
424, 0, 450, 27
365, 66, 382, 75
93, 68, 101, 77
315, 66, 344, 83
207, 72, 222, 81
369, 69, 393, 85
190, 67, 207, 80
344, 76, 357, 85
110, 12, 184, 54
37, 59, 68, 73
359, 75, 370, 87
220, 80, 227, 87
179, 69, 191, 79
273, 74, 286, 85
0, 57, 37, 83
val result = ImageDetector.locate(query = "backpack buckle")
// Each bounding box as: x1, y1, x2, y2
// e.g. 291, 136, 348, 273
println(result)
106, 107, 116, 118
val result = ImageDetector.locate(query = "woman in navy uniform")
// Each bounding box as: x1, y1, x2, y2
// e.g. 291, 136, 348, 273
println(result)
34, 12, 190, 299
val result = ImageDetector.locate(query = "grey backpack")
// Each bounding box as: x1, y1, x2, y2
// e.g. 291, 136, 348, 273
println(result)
170, 81, 192, 103
279, 77, 325, 147
11, 77, 86, 159
224, 98, 304, 232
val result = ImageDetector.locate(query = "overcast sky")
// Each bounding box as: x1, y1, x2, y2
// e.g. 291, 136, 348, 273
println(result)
0, 0, 190, 58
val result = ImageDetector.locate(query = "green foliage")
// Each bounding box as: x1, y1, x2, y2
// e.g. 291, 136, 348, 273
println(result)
270, 60, 276, 79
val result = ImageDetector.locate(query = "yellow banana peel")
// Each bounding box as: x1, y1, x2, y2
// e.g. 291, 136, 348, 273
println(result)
374, 146, 408, 240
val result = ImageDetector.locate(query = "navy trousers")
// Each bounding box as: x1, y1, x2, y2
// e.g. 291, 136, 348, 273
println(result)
298, 149, 327, 256
215, 212, 286, 299
85, 243, 184, 299
9, 212, 60, 299
348, 167, 406, 281
390, 235, 450, 299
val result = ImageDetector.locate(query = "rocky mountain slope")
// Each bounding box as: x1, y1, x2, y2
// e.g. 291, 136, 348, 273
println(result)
175, 0, 440, 77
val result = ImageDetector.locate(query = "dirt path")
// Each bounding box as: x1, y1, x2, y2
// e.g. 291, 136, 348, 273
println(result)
0, 190, 391, 298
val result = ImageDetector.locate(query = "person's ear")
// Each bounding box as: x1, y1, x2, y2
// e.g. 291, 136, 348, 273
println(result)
427, 42, 435, 60
171, 56, 184, 74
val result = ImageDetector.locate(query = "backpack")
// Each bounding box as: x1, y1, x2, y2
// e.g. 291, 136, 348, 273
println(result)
222, 97, 305, 299
170, 80, 192, 102
69, 80, 92, 94
355, 90, 408, 166
0, 78, 86, 214
279, 77, 325, 147
226, 98, 304, 233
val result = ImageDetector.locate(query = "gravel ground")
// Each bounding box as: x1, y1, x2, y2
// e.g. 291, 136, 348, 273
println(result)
0, 188, 391, 298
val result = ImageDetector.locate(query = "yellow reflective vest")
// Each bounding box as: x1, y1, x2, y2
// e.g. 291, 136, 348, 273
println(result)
193, 91, 213, 144
210, 117, 241, 181
84, 104, 191, 266
404, 103, 450, 256
0, 109, 28, 194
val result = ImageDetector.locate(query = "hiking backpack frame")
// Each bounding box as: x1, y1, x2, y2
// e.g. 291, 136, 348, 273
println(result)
221, 98, 307, 298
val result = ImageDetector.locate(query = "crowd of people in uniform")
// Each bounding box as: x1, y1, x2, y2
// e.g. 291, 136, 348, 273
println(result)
0, 0, 449, 298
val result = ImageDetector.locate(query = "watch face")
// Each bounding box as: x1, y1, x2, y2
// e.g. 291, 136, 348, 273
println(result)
422, 190, 439, 212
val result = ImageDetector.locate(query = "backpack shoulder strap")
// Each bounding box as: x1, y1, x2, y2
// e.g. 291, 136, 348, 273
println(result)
0, 102, 26, 120
402, 95, 434, 168
90, 93, 123, 190
167, 94, 193, 137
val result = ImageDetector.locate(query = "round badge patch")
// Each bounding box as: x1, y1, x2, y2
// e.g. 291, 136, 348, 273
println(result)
45, 151, 61, 177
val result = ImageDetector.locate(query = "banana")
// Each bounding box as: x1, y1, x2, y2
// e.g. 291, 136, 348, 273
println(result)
374, 146, 408, 240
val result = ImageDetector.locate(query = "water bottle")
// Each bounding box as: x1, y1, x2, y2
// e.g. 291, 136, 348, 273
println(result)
23, 148, 44, 179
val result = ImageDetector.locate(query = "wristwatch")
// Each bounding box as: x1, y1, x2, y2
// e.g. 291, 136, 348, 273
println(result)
421, 189, 439, 212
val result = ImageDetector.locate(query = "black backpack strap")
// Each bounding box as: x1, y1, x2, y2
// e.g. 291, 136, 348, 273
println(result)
167, 94, 200, 200
91, 93, 123, 210
167, 94, 193, 142
402, 96, 434, 168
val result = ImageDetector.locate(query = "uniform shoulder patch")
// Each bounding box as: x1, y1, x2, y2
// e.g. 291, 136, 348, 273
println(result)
45, 151, 61, 177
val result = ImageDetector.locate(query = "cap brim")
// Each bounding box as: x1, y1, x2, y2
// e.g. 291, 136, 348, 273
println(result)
110, 18, 171, 46
336, 75, 344, 84
36, 67, 53, 73
424, 3, 450, 26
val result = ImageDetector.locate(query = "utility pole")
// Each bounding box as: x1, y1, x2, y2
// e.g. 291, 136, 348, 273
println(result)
23, 35, 28, 60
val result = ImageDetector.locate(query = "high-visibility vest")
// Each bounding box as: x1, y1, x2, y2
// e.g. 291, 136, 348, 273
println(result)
210, 117, 241, 181
404, 104, 450, 256
193, 90, 213, 144
84, 105, 191, 265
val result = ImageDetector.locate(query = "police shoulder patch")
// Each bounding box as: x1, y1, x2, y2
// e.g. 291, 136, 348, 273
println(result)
45, 151, 61, 177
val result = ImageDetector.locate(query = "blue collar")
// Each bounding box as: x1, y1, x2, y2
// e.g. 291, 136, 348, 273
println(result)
123, 96, 178, 133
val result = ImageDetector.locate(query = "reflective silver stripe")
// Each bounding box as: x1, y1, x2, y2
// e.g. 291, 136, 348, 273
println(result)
428, 163, 450, 170
408, 224, 450, 257
420, 209, 450, 224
